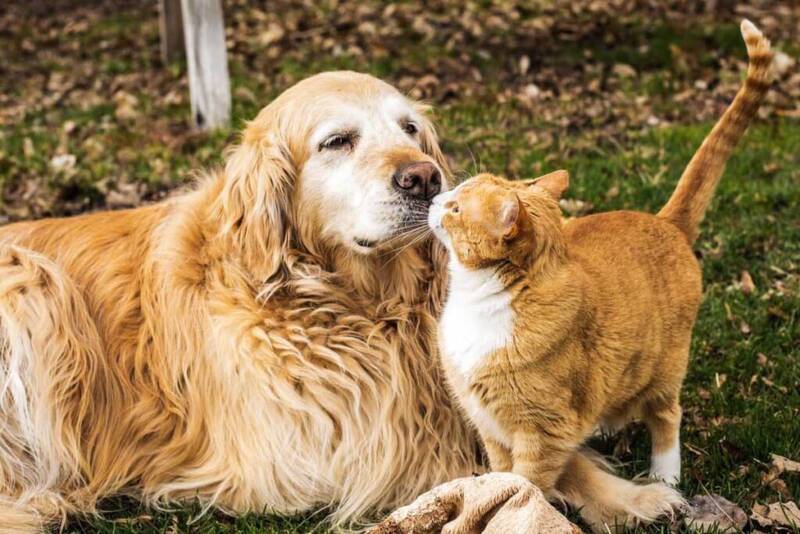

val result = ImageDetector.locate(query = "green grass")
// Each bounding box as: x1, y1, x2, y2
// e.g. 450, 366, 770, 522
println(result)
1, 2, 799, 533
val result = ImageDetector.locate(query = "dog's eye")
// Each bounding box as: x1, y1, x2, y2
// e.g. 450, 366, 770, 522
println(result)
320, 133, 356, 151
445, 201, 459, 214
402, 121, 418, 136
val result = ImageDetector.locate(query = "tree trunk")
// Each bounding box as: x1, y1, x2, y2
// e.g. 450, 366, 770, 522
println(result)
158, 0, 184, 64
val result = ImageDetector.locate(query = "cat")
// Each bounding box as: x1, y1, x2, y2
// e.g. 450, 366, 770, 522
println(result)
428, 20, 773, 531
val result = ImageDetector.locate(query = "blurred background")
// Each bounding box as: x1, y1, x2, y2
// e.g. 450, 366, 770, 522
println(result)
1, 1, 797, 220
1, 1, 798, 532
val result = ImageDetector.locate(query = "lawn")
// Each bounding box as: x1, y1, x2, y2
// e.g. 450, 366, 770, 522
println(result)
1, 1, 798, 532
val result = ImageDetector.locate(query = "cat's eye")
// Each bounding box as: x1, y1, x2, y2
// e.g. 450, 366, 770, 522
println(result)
319, 132, 357, 151
445, 201, 459, 214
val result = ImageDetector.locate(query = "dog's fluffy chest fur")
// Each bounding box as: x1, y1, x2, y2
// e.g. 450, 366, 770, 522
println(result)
440, 260, 514, 445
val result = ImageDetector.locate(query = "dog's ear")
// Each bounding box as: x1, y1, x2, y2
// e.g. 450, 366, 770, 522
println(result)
415, 104, 452, 182
219, 119, 294, 281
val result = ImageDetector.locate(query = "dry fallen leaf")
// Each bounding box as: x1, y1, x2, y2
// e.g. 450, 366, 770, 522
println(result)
519, 55, 530, 75
740, 321, 751, 335
715, 373, 727, 389
612, 63, 637, 78
740, 270, 756, 295
257, 22, 284, 47
50, 153, 76, 172
771, 454, 800, 475
559, 198, 593, 217
684, 494, 747, 532
106, 182, 142, 209
773, 51, 796, 78
113, 91, 139, 122
751, 501, 800, 529
22, 137, 34, 158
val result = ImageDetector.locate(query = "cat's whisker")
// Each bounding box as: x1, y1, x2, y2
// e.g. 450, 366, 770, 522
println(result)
380, 227, 432, 263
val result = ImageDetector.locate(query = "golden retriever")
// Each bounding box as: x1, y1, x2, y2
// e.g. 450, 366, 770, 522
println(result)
0, 71, 480, 531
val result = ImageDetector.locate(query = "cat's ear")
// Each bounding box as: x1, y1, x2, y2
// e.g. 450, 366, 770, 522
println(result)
523, 170, 570, 200
499, 194, 526, 240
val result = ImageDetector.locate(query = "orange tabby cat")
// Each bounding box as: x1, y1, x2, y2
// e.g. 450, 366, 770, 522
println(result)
429, 20, 772, 530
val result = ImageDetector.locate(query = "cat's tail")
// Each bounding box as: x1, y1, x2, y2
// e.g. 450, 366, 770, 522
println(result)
657, 19, 773, 243
556, 450, 685, 533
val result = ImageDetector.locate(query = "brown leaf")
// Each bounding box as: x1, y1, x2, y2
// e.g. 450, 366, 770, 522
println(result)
684, 494, 747, 532
715, 373, 727, 389
773, 51, 796, 78
519, 55, 530, 75
771, 454, 800, 475
611, 63, 637, 78
751, 501, 800, 529
106, 182, 142, 209
257, 23, 285, 47
769, 478, 792, 499
559, 199, 593, 216
49, 153, 76, 172
113, 91, 139, 122
740, 270, 756, 295
740, 321, 751, 335
22, 137, 34, 158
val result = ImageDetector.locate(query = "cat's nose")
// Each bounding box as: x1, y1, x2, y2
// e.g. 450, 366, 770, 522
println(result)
393, 162, 442, 201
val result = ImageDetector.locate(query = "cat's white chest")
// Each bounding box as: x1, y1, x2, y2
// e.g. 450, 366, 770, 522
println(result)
439, 264, 514, 377
440, 263, 515, 447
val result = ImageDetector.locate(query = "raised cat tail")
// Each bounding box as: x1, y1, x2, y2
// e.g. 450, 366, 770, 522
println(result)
657, 20, 773, 243
556, 450, 685, 532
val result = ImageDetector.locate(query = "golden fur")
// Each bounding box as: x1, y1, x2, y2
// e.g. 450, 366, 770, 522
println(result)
429, 20, 773, 532
0, 72, 481, 531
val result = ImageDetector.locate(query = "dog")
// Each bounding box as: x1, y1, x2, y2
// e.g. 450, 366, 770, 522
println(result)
0, 71, 481, 531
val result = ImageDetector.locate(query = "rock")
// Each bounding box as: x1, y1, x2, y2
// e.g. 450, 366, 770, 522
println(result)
369, 472, 580, 534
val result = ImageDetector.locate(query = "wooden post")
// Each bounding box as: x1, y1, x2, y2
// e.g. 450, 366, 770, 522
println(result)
180, 0, 231, 130
159, 0, 184, 63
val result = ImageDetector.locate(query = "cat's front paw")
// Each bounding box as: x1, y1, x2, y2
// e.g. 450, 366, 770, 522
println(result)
649, 445, 681, 485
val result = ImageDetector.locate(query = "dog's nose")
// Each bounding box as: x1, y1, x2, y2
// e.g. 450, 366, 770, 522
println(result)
392, 162, 442, 201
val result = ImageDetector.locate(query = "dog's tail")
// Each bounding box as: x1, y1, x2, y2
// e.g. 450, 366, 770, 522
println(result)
657, 20, 773, 243
557, 450, 685, 532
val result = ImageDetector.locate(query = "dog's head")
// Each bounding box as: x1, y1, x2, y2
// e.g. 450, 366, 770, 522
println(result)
220, 71, 449, 278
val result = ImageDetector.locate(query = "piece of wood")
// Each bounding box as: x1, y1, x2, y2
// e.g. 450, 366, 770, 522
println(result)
159, 0, 185, 63
180, 0, 231, 130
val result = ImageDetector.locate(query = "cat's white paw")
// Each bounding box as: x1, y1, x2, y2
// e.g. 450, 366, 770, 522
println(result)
650, 442, 681, 485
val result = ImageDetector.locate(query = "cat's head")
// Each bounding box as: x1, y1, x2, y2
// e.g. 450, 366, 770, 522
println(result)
427, 171, 569, 270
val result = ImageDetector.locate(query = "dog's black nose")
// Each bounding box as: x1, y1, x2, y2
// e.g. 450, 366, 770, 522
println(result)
392, 162, 442, 201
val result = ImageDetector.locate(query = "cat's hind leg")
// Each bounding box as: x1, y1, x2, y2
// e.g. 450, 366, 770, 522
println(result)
557, 449, 684, 532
